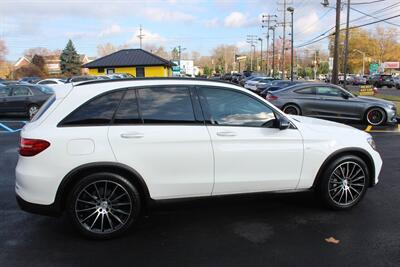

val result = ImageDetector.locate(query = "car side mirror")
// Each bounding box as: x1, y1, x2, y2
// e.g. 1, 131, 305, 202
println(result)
342, 93, 349, 99
278, 116, 291, 130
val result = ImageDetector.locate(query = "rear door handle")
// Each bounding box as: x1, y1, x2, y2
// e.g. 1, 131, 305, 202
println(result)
216, 131, 237, 137
120, 132, 144, 139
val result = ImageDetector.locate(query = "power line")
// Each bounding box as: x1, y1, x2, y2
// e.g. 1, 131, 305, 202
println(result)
295, 14, 400, 48
350, 6, 400, 27
351, 0, 386, 4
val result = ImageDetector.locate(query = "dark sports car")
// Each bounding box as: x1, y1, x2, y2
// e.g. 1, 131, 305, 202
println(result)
266, 83, 397, 126
0, 84, 53, 118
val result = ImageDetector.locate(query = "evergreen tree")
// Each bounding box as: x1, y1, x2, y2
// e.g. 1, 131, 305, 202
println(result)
60, 39, 81, 75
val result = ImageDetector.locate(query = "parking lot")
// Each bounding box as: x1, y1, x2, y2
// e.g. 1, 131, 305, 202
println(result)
0, 119, 399, 267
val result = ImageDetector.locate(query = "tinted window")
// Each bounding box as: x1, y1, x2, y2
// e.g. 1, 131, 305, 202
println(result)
201, 88, 276, 127
138, 87, 195, 124
36, 85, 54, 94
295, 87, 315, 94
61, 91, 124, 126
316, 86, 342, 97
12, 86, 31, 96
114, 90, 141, 124
39, 80, 57, 84
0, 87, 11, 97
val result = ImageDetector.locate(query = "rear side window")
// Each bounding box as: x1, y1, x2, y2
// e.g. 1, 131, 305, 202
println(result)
137, 87, 195, 124
295, 87, 315, 94
60, 91, 124, 126
114, 90, 141, 124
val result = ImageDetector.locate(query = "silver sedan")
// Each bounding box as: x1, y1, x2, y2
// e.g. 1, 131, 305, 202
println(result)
266, 83, 397, 126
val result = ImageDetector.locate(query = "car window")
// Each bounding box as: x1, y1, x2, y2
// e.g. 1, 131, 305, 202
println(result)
39, 80, 57, 84
113, 90, 141, 124
12, 86, 32, 96
60, 90, 124, 126
0, 87, 11, 97
295, 87, 315, 94
315, 86, 342, 97
36, 85, 54, 94
201, 87, 276, 127
138, 87, 196, 124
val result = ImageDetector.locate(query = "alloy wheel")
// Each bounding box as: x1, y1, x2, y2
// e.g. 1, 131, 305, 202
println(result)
29, 105, 39, 118
283, 105, 300, 115
74, 180, 133, 234
366, 108, 385, 126
328, 161, 366, 206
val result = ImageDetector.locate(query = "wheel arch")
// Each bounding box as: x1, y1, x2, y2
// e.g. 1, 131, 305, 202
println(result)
312, 148, 376, 189
54, 162, 151, 213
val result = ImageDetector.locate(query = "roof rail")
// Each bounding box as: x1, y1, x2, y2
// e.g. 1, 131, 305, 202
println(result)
74, 77, 236, 87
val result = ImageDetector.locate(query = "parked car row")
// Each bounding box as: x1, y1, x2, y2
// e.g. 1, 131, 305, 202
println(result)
325, 73, 399, 88
229, 73, 397, 126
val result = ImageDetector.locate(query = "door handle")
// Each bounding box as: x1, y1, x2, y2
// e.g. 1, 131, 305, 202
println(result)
120, 132, 144, 139
216, 131, 237, 137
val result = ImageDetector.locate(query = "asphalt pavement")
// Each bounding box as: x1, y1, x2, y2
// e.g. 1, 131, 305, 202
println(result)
0, 120, 399, 267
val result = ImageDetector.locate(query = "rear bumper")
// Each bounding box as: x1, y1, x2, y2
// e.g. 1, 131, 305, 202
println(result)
16, 194, 61, 217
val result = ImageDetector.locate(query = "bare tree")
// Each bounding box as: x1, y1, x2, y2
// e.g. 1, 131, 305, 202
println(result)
97, 43, 118, 57
0, 39, 8, 61
24, 47, 51, 58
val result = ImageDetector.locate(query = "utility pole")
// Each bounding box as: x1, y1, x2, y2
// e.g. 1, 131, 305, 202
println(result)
277, 0, 292, 80
322, 0, 341, 85
287, 7, 294, 81
137, 24, 145, 49
270, 26, 276, 77
258, 38, 263, 72
246, 35, 258, 71
343, 0, 351, 89
262, 14, 277, 75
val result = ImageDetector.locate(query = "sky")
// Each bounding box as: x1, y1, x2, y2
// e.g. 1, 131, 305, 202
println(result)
0, 0, 399, 61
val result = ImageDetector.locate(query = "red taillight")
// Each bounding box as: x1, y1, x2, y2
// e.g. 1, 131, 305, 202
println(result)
19, 138, 50, 157
266, 94, 278, 101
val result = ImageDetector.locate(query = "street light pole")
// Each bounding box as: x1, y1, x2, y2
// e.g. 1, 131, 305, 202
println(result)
353, 49, 366, 75
287, 7, 294, 81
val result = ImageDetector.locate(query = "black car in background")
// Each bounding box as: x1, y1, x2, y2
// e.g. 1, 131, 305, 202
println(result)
0, 84, 53, 118
368, 74, 394, 88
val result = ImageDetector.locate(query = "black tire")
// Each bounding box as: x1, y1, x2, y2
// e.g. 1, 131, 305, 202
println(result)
27, 104, 39, 119
316, 155, 369, 210
67, 172, 141, 239
282, 104, 301, 115
365, 107, 386, 126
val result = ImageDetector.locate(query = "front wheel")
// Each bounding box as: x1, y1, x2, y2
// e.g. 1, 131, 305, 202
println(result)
317, 155, 369, 210
365, 108, 386, 126
67, 172, 141, 239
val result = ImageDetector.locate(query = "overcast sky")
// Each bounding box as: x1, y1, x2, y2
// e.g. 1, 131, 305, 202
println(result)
0, 0, 399, 61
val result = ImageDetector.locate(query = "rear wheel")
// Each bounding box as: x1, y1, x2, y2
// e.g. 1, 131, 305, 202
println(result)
282, 104, 301, 115
365, 107, 386, 126
27, 104, 39, 119
317, 155, 369, 210
67, 172, 141, 239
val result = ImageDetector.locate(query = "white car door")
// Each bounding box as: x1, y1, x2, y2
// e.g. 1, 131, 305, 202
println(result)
198, 86, 304, 195
108, 86, 214, 200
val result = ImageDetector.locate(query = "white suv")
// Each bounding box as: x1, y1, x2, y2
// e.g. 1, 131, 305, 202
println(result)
16, 78, 382, 239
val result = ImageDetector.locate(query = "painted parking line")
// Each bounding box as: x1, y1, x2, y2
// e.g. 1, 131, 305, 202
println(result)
0, 121, 27, 133
364, 124, 400, 133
